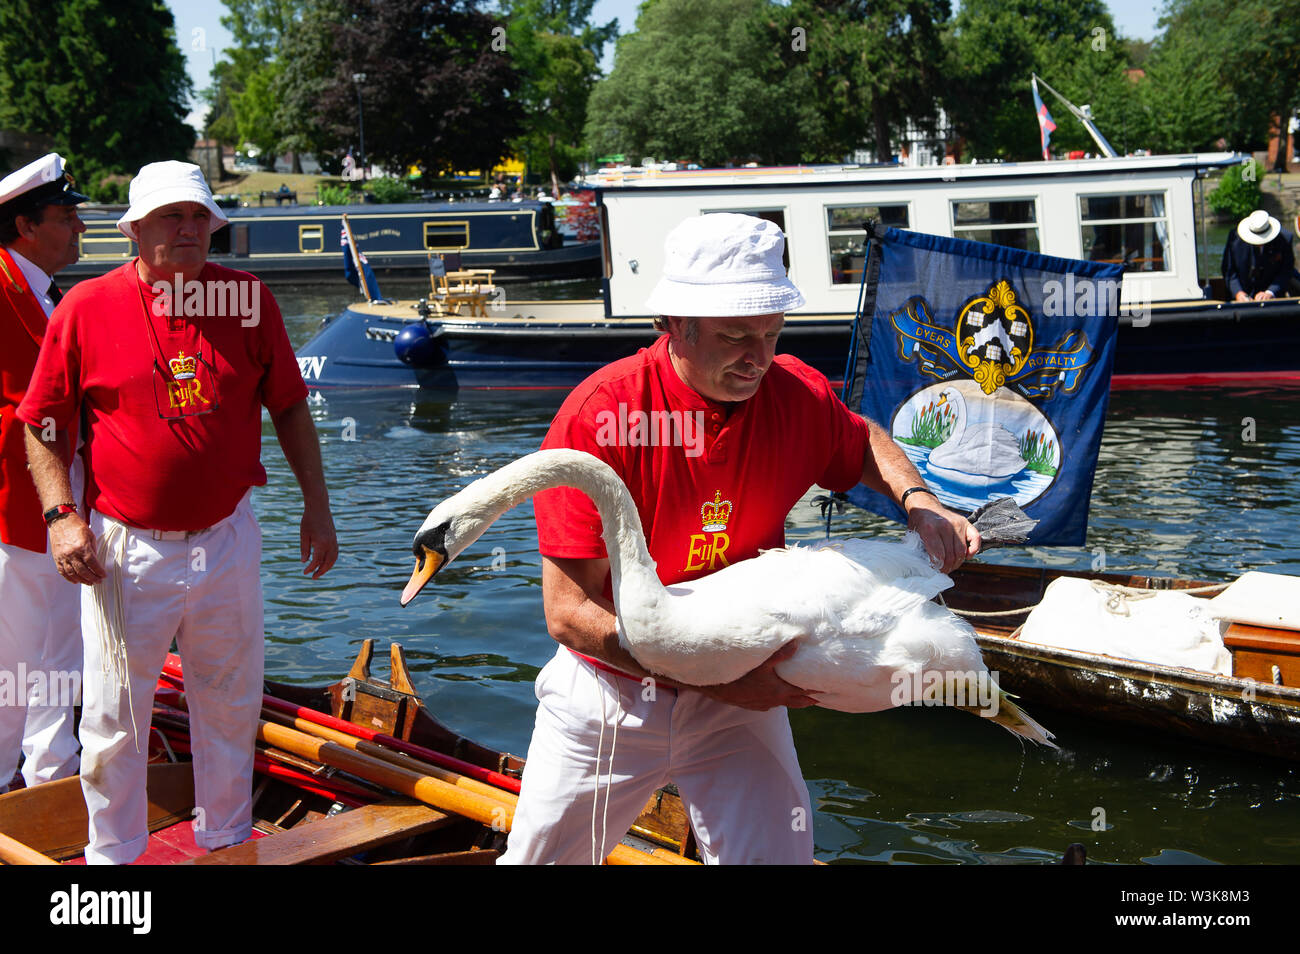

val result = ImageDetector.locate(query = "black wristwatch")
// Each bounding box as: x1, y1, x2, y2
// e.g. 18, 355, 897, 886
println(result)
43, 503, 77, 525
899, 486, 936, 507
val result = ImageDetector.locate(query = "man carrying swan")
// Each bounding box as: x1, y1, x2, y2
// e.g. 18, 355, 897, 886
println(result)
499, 213, 979, 864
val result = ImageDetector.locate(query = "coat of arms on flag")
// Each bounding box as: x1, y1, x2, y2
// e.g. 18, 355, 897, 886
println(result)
840, 226, 1124, 545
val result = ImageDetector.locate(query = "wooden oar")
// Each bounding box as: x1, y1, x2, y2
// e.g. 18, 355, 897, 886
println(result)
255, 720, 697, 866
261, 708, 518, 806
0, 831, 59, 865
158, 658, 522, 794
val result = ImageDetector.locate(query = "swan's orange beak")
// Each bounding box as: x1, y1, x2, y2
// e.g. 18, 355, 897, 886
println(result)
400, 548, 444, 607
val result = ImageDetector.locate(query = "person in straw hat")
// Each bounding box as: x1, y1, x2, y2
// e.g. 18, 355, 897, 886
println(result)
1222, 209, 1295, 301
498, 213, 978, 865
18, 160, 338, 864
0, 153, 87, 794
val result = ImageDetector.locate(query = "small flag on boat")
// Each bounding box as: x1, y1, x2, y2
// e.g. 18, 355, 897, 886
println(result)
1032, 76, 1057, 160
839, 225, 1123, 545
341, 219, 381, 301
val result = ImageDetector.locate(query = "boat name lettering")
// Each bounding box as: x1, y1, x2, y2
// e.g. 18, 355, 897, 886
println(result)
594, 403, 705, 458
150, 273, 261, 327
49, 884, 151, 934
297, 356, 328, 380
357, 228, 401, 240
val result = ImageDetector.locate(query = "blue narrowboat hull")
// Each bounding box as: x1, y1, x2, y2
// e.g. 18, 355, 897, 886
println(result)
295, 302, 857, 390
295, 296, 1300, 393
67, 200, 600, 283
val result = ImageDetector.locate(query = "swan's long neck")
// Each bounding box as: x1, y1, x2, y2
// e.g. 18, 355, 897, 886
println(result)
467, 450, 662, 604
942, 391, 966, 444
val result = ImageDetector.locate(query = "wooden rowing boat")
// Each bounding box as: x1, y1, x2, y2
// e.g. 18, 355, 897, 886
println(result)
0, 640, 699, 865
946, 562, 1300, 762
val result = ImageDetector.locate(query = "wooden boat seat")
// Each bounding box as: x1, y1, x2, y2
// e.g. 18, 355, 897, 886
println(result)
0, 761, 194, 861
187, 799, 455, 865
1224, 623, 1300, 686
428, 253, 496, 316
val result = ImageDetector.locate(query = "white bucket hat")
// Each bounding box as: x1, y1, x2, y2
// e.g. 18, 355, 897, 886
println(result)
116, 161, 229, 239
1237, 209, 1281, 246
644, 213, 806, 316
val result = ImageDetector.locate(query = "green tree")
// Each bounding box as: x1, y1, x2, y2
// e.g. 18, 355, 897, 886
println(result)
585, 0, 818, 166
775, 0, 952, 162
204, 0, 307, 165
275, 0, 523, 177
1141, 0, 1300, 163
942, 0, 1130, 160
503, 0, 616, 191
0, 0, 194, 198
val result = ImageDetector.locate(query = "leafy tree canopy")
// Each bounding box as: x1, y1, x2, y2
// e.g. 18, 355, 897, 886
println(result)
276, 0, 524, 177
0, 0, 194, 197
585, 0, 823, 166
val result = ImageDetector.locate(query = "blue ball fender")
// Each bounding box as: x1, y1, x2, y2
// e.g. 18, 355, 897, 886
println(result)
394, 322, 446, 367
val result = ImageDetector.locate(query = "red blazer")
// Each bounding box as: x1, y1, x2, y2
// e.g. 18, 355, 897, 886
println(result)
0, 246, 55, 552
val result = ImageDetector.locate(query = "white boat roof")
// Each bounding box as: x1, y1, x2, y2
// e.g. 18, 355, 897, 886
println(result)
592, 153, 1240, 191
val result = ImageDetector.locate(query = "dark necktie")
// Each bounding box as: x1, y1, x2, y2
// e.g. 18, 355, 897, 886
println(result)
48, 279, 62, 304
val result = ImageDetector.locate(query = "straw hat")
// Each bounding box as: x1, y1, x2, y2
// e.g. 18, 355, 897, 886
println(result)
644, 213, 806, 316
1237, 209, 1281, 246
117, 161, 229, 239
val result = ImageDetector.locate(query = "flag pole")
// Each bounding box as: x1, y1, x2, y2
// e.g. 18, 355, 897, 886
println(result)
1031, 73, 1118, 158
340, 214, 371, 300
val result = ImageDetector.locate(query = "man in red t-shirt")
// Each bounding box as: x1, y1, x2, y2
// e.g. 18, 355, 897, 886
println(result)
499, 214, 978, 864
19, 161, 338, 864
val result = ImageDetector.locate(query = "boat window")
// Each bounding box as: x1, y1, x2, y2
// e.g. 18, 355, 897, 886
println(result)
299, 224, 325, 253
825, 205, 909, 285
78, 224, 134, 260
1078, 192, 1169, 272
424, 221, 469, 250
951, 199, 1039, 252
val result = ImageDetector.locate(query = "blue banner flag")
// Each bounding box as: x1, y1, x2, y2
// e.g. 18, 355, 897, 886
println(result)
840, 226, 1123, 545
341, 224, 381, 300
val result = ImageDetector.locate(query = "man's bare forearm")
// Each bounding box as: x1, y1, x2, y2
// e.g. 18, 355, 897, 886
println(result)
542, 556, 665, 682
859, 417, 929, 501
24, 424, 74, 508
270, 399, 330, 507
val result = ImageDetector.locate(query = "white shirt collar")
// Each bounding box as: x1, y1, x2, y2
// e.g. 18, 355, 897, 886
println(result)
4, 247, 56, 317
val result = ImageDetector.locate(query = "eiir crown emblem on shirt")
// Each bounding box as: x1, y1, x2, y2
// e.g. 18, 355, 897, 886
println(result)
701, 491, 732, 532
168, 351, 197, 380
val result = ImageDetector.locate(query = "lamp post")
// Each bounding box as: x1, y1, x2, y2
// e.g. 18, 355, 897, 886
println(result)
352, 72, 367, 180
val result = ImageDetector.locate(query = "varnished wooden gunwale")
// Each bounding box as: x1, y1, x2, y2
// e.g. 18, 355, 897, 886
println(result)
948, 562, 1300, 761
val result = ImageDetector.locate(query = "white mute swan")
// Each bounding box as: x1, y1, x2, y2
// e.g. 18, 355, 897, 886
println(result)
927, 386, 1026, 487
402, 449, 1054, 746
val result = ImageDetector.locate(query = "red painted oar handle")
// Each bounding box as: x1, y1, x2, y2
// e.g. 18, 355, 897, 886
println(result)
159, 655, 522, 795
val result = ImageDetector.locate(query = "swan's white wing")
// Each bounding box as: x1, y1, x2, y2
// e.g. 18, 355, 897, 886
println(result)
619, 544, 890, 686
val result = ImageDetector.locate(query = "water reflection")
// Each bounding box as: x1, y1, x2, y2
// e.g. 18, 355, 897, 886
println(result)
252, 282, 1300, 863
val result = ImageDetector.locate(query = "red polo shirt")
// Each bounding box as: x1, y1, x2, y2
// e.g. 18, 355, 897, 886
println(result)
535, 334, 870, 590
18, 261, 307, 531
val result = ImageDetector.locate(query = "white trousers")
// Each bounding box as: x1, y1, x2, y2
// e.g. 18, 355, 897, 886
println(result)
0, 455, 84, 790
79, 493, 264, 865
0, 541, 82, 788
498, 646, 814, 865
